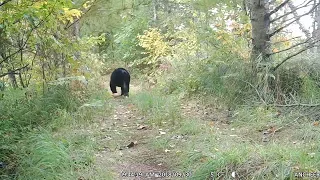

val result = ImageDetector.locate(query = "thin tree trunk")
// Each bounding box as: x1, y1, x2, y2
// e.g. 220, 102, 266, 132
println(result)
18, 72, 25, 88
314, 0, 320, 52
42, 58, 46, 94
8, 71, 17, 88
152, 0, 158, 24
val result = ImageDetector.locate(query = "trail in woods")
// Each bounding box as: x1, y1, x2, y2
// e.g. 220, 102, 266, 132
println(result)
90, 80, 233, 179
93, 84, 173, 180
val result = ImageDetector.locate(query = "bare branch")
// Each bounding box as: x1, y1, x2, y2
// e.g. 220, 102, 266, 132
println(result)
0, 0, 12, 7
268, 37, 313, 55
288, 1, 311, 38
268, 0, 290, 17
269, 20, 296, 37
0, 64, 29, 78
273, 39, 320, 71
64, 3, 94, 30
271, 0, 313, 23
273, 36, 302, 44
269, 2, 320, 37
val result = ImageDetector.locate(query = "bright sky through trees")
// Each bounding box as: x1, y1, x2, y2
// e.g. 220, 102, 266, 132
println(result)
289, 0, 314, 36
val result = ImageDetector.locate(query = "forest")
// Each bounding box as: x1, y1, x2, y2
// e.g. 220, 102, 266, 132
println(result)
1, 0, 320, 179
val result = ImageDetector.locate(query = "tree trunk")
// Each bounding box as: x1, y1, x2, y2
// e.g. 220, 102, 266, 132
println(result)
313, 0, 320, 52
250, 0, 271, 72
8, 71, 17, 88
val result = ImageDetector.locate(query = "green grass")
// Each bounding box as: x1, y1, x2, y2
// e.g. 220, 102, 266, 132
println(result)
0, 86, 114, 179
130, 89, 320, 179
131, 91, 181, 126
16, 130, 76, 180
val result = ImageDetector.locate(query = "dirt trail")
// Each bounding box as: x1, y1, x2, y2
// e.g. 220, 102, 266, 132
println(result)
92, 81, 232, 180
94, 84, 172, 180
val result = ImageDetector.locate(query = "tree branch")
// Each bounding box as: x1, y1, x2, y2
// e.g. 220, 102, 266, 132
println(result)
270, 0, 313, 23
288, 1, 311, 38
0, 0, 12, 7
268, 0, 290, 17
0, 8, 54, 65
268, 37, 313, 55
0, 64, 29, 78
273, 36, 302, 44
64, 5, 93, 30
269, 2, 320, 38
272, 103, 320, 107
273, 39, 320, 71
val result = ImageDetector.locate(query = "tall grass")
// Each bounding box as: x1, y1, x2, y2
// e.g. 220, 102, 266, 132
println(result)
0, 85, 82, 179
131, 91, 181, 126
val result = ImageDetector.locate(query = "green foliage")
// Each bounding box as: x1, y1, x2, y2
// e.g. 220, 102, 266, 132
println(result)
301, 76, 320, 100
192, 145, 250, 179
0, 0, 99, 89
179, 119, 203, 135
0, 86, 80, 178
138, 28, 169, 60
132, 91, 181, 126
16, 130, 76, 180
112, 11, 149, 63
163, 51, 253, 107
271, 67, 304, 101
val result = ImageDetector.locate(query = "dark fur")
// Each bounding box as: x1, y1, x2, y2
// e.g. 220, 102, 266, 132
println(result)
110, 68, 130, 96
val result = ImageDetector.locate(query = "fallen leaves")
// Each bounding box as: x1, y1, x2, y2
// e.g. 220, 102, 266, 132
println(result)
127, 142, 135, 148
119, 141, 138, 150
137, 125, 147, 130
159, 129, 166, 135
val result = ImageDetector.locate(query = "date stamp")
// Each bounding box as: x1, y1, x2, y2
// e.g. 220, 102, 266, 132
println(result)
295, 172, 320, 178
121, 171, 192, 178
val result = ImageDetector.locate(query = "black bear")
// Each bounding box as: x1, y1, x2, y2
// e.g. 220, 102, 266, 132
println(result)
110, 68, 130, 97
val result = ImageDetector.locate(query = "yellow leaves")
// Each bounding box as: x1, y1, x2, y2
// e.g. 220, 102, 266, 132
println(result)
137, 28, 169, 59
272, 48, 279, 53
274, 36, 292, 48
33, 1, 47, 9
243, 23, 252, 31
83, 0, 95, 9
58, 8, 82, 24
284, 41, 291, 48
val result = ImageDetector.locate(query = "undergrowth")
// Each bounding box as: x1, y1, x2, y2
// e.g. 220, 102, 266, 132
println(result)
0, 85, 112, 179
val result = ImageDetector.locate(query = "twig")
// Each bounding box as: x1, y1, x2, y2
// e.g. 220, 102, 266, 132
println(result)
270, 0, 313, 23
0, 8, 54, 65
269, 2, 320, 38
273, 40, 320, 71
268, 0, 290, 17
0, 0, 12, 7
268, 37, 313, 56
0, 64, 29, 78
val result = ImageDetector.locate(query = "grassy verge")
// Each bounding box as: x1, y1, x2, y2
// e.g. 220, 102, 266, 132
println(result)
0, 85, 113, 179
130, 89, 320, 180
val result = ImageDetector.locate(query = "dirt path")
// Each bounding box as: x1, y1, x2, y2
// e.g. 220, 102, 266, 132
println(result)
93, 84, 173, 180
91, 80, 232, 180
